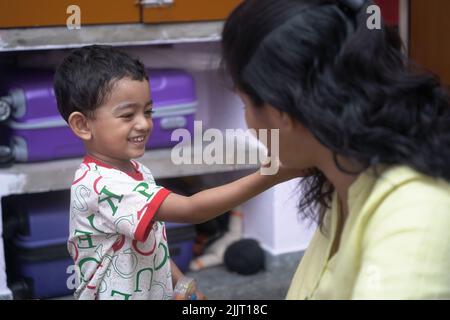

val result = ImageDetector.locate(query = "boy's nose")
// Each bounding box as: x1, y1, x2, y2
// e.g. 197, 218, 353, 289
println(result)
135, 114, 152, 131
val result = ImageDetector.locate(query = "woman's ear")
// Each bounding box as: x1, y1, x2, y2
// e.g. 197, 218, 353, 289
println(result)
277, 109, 311, 134
265, 105, 305, 134
263, 105, 292, 130
276, 110, 297, 132
68, 112, 92, 141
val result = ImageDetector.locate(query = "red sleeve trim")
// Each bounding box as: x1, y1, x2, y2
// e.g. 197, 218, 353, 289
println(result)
134, 188, 172, 242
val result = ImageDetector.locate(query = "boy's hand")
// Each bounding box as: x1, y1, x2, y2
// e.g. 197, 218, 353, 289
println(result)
261, 159, 316, 182
194, 290, 207, 300
173, 289, 206, 300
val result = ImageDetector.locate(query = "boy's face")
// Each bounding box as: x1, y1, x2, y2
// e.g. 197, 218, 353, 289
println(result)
86, 77, 153, 169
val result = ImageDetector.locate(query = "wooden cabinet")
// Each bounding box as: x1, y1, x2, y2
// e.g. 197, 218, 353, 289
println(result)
142, 0, 242, 24
0, 0, 242, 29
410, 0, 450, 85
0, 0, 140, 28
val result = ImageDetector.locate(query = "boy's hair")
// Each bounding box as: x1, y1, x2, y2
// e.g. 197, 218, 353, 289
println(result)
54, 45, 148, 122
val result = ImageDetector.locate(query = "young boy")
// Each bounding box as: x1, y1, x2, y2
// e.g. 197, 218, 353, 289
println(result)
54, 45, 303, 300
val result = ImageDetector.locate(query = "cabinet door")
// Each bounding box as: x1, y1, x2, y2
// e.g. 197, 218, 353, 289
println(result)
142, 0, 242, 23
0, 0, 140, 28
410, 0, 450, 85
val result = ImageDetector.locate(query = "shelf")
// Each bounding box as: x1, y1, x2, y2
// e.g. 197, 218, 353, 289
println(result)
0, 143, 259, 196
0, 21, 223, 52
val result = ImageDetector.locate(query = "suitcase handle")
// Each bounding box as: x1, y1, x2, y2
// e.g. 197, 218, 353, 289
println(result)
0, 97, 12, 122
0, 145, 14, 168
0, 89, 26, 122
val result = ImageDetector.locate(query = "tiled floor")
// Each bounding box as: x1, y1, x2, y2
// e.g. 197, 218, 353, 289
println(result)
185, 251, 304, 300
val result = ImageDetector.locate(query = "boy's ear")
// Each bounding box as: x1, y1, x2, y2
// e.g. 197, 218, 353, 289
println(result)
68, 112, 92, 141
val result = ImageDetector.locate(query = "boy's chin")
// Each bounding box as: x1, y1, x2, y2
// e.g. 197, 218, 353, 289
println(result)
130, 149, 146, 159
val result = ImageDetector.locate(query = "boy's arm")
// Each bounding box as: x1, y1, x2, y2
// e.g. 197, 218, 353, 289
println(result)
155, 168, 303, 224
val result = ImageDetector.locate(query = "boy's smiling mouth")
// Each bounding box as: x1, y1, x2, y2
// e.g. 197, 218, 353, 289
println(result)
129, 135, 146, 144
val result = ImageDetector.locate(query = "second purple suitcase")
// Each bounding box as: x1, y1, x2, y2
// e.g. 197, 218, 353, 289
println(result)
3, 191, 74, 299
4, 192, 196, 299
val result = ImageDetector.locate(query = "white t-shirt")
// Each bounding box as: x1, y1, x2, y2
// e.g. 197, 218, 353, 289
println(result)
68, 156, 173, 300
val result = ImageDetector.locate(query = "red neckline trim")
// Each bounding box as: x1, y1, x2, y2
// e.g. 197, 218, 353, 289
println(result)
83, 155, 144, 181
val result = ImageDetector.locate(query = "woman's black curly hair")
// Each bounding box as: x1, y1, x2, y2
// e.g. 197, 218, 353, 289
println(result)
222, 0, 450, 228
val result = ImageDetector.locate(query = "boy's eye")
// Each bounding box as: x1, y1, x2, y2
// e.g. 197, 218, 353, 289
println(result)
145, 109, 154, 117
121, 113, 134, 119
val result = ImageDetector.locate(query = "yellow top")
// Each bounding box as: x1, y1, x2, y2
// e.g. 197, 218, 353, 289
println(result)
286, 165, 450, 299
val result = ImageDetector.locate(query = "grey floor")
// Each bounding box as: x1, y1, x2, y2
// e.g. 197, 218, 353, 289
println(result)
185, 251, 304, 300
51, 250, 303, 300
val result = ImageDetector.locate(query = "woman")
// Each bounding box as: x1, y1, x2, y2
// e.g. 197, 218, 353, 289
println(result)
221, 0, 450, 299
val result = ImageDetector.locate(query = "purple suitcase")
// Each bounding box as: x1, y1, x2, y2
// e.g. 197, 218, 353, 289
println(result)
165, 222, 196, 273
0, 69, 197, 162
4, 192, 195, 298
